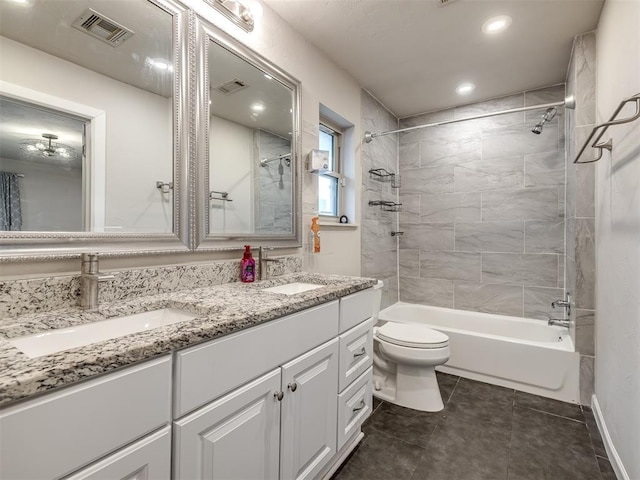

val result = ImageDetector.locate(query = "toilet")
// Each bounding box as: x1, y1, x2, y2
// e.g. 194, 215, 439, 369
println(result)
371, 282, 450, 412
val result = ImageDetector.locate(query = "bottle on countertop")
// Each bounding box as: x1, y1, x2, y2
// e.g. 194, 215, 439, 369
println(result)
310, 216, 320, 253
240, 245, 256, 282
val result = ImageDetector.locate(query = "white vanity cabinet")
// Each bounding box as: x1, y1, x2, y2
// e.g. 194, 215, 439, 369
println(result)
0, 356, 172, 480
173, 339, 339, 480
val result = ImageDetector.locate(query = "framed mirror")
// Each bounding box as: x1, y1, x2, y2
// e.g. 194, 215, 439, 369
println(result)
194, 17, 301, 249
0, 0, 190, 258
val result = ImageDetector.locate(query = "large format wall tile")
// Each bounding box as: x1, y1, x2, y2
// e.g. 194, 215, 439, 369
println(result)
482, 123, 558, 160
399, 195, 420, 224
574, 218, 595, 310
399, 142, 420, 169
524, 286, 565, 320
399, 249, 420, 277
525, 221, 565, 254
420, 251, 481, 282
455, 221, 524, 253
399, 223, 454, 251
482, 187, 561, 221
454, 282, 524, 317
525, 151, 565, 187
399, 276, 454, 308
420, 134, 481, 167
420, 193, 481, 222
573, 33, 596, 127
454, 157, 524, 193
401, 165, 454, 195
482, 253, 558, 287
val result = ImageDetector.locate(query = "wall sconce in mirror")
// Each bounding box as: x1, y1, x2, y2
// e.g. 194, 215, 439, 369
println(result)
204, 0, 255, 32
156, 181, 173, 194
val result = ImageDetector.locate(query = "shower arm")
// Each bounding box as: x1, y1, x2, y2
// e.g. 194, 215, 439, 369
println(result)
364, 97, 575, 142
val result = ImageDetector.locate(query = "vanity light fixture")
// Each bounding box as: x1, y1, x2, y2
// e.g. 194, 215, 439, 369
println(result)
482, 15, 512, 34
19, 133, 78, 162
455, 83, 476, 95
204, 0, 255, 32
147, 58, 171, 71
251, 103, 265, 112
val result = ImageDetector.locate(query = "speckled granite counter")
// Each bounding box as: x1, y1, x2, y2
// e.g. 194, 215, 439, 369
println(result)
0, 273, 376, 407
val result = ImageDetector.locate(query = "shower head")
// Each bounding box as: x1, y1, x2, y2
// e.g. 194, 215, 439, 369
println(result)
531, 107, 557, 134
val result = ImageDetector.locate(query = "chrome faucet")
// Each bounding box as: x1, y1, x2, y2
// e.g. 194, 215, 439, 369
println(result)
79, 253, 115, 310
258, 247, 281, 280
551, 292, 571, 317
548, 317, 571, 328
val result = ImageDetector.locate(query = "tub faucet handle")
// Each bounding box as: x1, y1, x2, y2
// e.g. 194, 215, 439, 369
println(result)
551, 293, 571, 317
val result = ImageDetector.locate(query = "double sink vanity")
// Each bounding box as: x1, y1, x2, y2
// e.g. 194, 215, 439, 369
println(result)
0, 272, 377, 480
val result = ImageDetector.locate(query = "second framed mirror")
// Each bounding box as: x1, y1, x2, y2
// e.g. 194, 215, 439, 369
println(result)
194, 17, 301, 249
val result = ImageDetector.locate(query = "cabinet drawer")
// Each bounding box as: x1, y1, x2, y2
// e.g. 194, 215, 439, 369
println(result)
174, 301, 339, 418
0, 356, 172, 480
65, 426, 171, 480
339, 288, 374, 333
338, 318, 373, 392
337, 367, 373, 451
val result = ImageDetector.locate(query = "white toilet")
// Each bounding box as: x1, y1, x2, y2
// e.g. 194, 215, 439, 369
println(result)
371, 282, 451, 412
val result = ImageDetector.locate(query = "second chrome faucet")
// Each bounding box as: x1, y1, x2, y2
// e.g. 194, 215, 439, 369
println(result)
548, 292, 571, 328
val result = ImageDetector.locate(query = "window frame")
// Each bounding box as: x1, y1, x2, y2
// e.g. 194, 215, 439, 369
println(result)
318, 120, 343, 218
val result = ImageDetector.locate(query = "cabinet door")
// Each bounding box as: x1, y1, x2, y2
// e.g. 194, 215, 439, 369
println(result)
173, 369, 281, 480
280, 338, 339, 480
64, 426, 171, 480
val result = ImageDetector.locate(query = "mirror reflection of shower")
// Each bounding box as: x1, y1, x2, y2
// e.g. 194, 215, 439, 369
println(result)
260, 153, 291, 190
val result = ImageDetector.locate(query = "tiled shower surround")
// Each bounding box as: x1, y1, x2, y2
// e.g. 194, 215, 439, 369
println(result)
361, 91, 399, 309
397, 85, 566, 319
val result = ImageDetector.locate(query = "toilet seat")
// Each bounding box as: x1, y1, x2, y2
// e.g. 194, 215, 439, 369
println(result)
376, 322, 449, 349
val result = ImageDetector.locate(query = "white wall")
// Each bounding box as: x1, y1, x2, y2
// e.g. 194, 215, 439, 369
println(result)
209, 115, 254, 234
594, 0, 640, 478
0, 36, 173, 233
0, 158, 82, 231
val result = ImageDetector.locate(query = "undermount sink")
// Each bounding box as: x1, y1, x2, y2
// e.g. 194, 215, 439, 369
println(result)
262, 282, 324, 295
9, 308, 197, 359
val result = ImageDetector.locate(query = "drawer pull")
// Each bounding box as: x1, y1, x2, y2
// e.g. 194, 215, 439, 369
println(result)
274, 391, 284, 401
353, 347, 367, 358
352, 400, 366, 412
288, 382, 298, 392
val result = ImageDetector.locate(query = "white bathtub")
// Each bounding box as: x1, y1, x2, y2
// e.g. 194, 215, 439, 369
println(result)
377, 302, 580, 403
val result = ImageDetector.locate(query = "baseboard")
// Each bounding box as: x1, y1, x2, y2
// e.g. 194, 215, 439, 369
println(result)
591, 394, 630, 480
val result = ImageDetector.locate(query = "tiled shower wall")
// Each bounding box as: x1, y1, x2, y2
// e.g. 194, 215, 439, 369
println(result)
566, 32, 597, 404
361, 90, 399, 309
397, 86, 566, 319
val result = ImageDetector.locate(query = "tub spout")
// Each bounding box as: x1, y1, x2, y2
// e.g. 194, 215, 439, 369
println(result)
548, 317, 570, 328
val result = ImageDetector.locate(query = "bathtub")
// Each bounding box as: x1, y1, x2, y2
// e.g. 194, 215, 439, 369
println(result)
377, 302, 580, 403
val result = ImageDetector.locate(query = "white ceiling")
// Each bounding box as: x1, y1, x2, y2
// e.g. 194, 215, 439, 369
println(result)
264, 0, 604, 118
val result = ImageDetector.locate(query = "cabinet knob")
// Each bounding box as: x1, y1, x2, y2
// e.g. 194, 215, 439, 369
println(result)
353, 347, 366, 358
274, 391, 284, 401
352, 400, 365, 412
288, 382, 298, 392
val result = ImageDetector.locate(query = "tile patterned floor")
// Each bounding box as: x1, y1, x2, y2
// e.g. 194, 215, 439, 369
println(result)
332, 373, 617, 480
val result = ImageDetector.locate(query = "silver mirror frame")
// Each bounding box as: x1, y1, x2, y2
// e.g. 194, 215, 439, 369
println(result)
0, 0, 192, 262
193, 17, 302, 250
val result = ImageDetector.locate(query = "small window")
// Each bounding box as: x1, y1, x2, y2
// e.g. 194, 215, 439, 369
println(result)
318, 122, 342, 217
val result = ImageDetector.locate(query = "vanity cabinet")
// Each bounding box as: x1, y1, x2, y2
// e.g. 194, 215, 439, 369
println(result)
173, 339, 339, 480
0, 356, 172, 480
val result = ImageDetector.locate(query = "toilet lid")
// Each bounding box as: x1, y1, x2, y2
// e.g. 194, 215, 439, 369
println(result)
377, 322, 449, 349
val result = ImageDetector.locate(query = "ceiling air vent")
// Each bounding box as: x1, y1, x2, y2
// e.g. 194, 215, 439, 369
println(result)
72, 9, 135, 47
436, 0, 458, 6
213, 79, 249, 95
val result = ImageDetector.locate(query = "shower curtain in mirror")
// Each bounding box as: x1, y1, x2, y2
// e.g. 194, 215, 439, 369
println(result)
0, 172, 22, 231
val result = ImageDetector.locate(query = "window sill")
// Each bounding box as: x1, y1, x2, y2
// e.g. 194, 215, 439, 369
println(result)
318, 222, 359, 229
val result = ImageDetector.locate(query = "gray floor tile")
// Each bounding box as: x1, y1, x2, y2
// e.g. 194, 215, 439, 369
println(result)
508, 406, 600, 480
514, 390, 584, 421
410, 415, 510, 480
598, 456, 617, 480
364, 401, 441, 448
331, 428, 424, 480
444, 378, 514, 428
583, 407, 608, 458
436, 371, 459, 404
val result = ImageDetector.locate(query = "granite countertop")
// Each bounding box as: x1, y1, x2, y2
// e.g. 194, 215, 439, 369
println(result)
0, 272, 377, 408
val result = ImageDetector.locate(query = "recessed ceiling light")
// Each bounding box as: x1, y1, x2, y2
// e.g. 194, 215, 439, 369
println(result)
482, 15, 512, 34
7, 0, 30, 4
456, 83, 475, 95
251, 103, 265, 112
